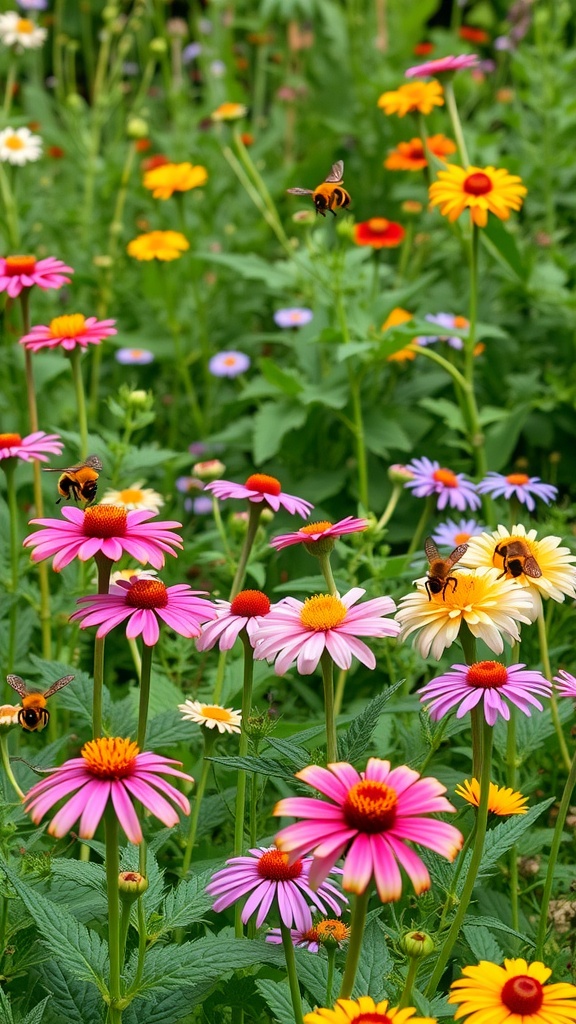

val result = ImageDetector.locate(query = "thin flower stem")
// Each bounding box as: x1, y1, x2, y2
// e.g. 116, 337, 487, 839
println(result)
127, 637, 142, 678
339, 888, 370, 998
234, 632, 254, 854
69, 349, 89, 460
182, 730, 215, 876
211, 495, 232, 560
535, 744, 576, 959
405, 496, 435, 560
398, 957, 419, 1009
0, 732, 24, 801
104, 806, 123, 1024
333, 668, 348, 718
249, 770, 259, 847
280, 922, 304, 1024
326, 947, 336, 1005
537, 609, 571, 771
506, 705, 519, 931
375, 483, 402, 532
2, 55, 16, 118
397, 221, 414, 281
436, 823, 476, 933
92, 554, 112, 738
0, 164, 20, 249
470, 706, 483, 788
458, 620, 477, 665
318, 552, 338, 596
443, 78, 470, 166
407, 342, 467, 391
3, 461, 20, 676
321, 651, 338, 764
335, 290, 369, 511
136, 644, 154, 750
229, 503, 263, 601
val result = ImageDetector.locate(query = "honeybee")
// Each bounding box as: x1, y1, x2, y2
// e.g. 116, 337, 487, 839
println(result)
287, 160, 351, 217
494, 539, 542, 579
424, 537, 469, 600
43, 454, 103, 505
6, 674, 75, 732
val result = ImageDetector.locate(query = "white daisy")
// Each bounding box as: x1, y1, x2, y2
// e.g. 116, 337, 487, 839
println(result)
0, 126, 42, 165
0, 12, 47, 49
178, 700, 242, 735
100, 481, 165, 513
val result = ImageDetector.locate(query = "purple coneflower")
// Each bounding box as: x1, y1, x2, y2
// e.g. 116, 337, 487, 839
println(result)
476, 472, 557, 511
196, 589, 271, 651
205, 472, 313, 518
0, 430, 63, 463
418, 661, 552, 725
0, 254, 73, 298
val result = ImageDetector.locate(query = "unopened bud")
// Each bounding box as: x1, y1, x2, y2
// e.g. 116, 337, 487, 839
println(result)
192, 459, 225, 481
0, 705, 21, 730
118, 871, 148, 904
127, 116, 149, 140
149, 37, 168, 56
388, 463, 414, 484
399, 930, 435, 959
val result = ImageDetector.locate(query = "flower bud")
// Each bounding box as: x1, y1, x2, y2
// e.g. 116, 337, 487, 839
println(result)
292, 209, 316, 225
127, 116, 149, 140
245, 709, 278, 741
192, 459, 226, 481
118, 871, 149, 904
399, 930, 435, 959
315, 919, 350, 950
388, 463, 414, 484
149, 37, 168, 56
401, 200, 423, 216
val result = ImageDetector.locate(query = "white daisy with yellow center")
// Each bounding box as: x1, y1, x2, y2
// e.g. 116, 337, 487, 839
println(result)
100, 481, 164, 513
178, 700, 241, 734
0, 13, 47, 49
0, 126, 42, 165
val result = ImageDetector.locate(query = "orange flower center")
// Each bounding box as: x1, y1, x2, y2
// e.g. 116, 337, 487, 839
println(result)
245, 473, 282, 496
343, 779, 398, 833
453, 315, 469, 329
6, 136, 24, 150
367, 218, 390, 232
230, 589, 271, 617
83, 505, 128, 538
0, 433, 22, 447
223, 355, 239, 366
16, 18, 34, 33
506, 473, 530, 485
300, 594, 347, 631
199, 705, 235, 722
257, 849, 303, 880
463, 172, 493, 196
118, 487, 145, 503
466, 661, 508, 688
433, 468, 458, 487
125, 579, 168, 609
49, 313, 87, 338
81, 737, 139, 779
501, 975, 543, 1014
300, 521, 333, 536
315, 919, 350, 942
5, 255, 36, 275
454, 531, 471, 545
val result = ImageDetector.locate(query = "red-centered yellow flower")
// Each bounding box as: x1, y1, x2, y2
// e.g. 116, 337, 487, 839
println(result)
304, 996, 436, 1024
127, 230, 189, 262
429, 165, 527, 228
378, 80, 444, 117
449, 959, 576, 1024
385, 134, 456, 171
211, 101, 248, 121
143, 161, 208, 200
455, 778, 529, 816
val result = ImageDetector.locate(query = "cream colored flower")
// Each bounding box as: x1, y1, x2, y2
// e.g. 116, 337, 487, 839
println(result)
109, 568, 158, 585
396, 566, 535, 659
178, 700, 241, 734
0, 704, 21, 729
0, 126, 42, 165
0, 13, 47, 49
100, 481, 164, 513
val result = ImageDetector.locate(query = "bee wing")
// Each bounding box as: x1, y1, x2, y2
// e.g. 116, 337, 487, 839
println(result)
42, 462, 83, 474
6, 674, 28, 698
325, 160, 344, 183
286, 187, 314, 195
424, 537, 440, 564
523, 556, 542, 579
446, 543, 469, 569
42, 675, 75, 699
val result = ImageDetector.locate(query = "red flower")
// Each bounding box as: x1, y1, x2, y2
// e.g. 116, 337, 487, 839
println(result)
459, 26, 490, 44
353, 218, 405, 249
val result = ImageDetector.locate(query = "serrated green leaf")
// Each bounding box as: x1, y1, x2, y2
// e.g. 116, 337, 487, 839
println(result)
21, 997, 51, 1024
294, 950, 341, 1005
207, 754, 294, 779
38, 960, 104, 1024
478, 800, 554, 877
252, 400, 308, 464
338, 682, 404, 762
352, 918, 391, 1001
28, 656, 100, 725
468, 915, 535, 947
0, 988, 14, 1024
47, 859, 107, 923
156, 870, 214, 934
256, 978, 312, 1024
462, 923, 504, 963
265, 737, 312, 770
258, 358, 303, 397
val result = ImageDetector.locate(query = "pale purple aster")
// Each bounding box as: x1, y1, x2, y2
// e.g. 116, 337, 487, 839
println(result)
404, 457, 481, 511
0, 255, 73, 298
186, 495, 213, 515
206, 846, 346, 931
176, 475, 203, 493
205, 473, 313, 519
208, 351, 250, 378
115, 347, 155, 365
183, 42, 202, 63
431, 518, 485, 548
0, 430, 63, 463
270, 516, 368, 551
17, 0, 48, 8
405, 54, 479, 78
416, 313, 469, 350
476, 472, 558, 511
196, 589, 271, 652
273, 307, 313, 328
553, 670, 576, 700
418, 661, 552, 726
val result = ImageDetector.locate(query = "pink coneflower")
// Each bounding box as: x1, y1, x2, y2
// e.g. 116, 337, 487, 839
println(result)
270, 517, 368, 552
23, 504, 183, 571
206, 846, 347, 930
70, 576, 217, 646
404, 457, 481, 512
405, 54, 479, 78
266, 918, 350, 952
0, 255, 73, 298
205, 473, 313, 519
23, 737, 192, 843
418, 661, 552, 725
19, 313, 117, 353
0, 430, 63, 463
476, 472, 557, 511
196, 589, 271, 651
252, 588, 400, 675
553, 670, 576, 700
274, 759, 462, 902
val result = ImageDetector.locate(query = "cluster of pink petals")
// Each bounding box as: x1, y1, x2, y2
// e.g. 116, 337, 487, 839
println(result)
196, 599, 269, 652
0, 430, 63, 463
553, 670, 576, 699
405, 54, 479, 78
270, 516, 369, 551
418, 662, 552, 725
0, 255, 73, 298
205, 477, 313, 519
20, 316, 117, 352
274, 760, 462, 903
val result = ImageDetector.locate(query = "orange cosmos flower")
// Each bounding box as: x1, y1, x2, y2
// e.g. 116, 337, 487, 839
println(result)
127, 230, 189, 262
211, 101, 248, 121
429, 164, 527, 227
378, 80, 444, 117
385, 133, 457, 171
353, 218, 405, 248
143, 161, 208, 200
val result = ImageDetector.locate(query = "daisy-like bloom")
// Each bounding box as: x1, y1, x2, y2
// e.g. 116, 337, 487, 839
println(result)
385, 134, 457, 171
476, 472, 558, 511
418, 661, 552, 725
353, 218, 405, 249
449, 958, 576, 1024
554, 670, 576, 700
416, 312, 469, 350
396, 567, 535, 659
126, 230, 189, 262
206, 846, 347, 931
405, 54, 479, 78
205, 473, 313, 519
253, 588, 400, 675
23, 737, 192, 843
100, 482, 164, 513
20, 314, 117, 353
274, 759, 462, 901
24, 504, 183, 572
429, 165, 527, 228
115, 347, 154, 365
143, 161, 208, 200
303, 996, 435, 1024
455, 778, 529, 816
267, 918, 350, 952
273, 307, 313, 328
196, 589, 271, 652
0, 430, 63, 463
0, 255, 73, 298
432, 518, 484, 548
0, 126, 42, 165
208, 350, 250, 377
459, 25, 490, 44
0, 705, 22, 729
404, 457, 481, 512
270, 517, 368, 552
178, 700, 242, 734
211, 101, 248, 121
377, 80, 444, 117
0, 12, 46, 48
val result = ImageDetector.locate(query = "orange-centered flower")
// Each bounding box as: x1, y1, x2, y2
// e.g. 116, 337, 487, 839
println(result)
83, 505, 128, 538
5, 255, 36, 275
429, 164, 527, 227
245, 472, 281, 495
230, 590, 271, 617
300, 595, 348, 631
257, 849, 303, 880
50, 313, 86, 338
81, 737, 140, 778
385, 134, 457, 171
0, 432, 22, 447
378, 80, 444, 117
343, 780, 398, 832
125, 579, 168, 609
433, 468, 458, 488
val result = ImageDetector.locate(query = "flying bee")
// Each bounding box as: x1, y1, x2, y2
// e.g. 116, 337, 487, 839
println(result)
287, 160, 351, 217
494, 539, 542, 579
43, 454, 103, 505
6, 674, 75, 732
424, 537, 469, 600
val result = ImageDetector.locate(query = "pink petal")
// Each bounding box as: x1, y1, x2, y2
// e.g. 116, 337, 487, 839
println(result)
78, 780, 111, 837
341, 833, 373, 893
110, 782, 142, 843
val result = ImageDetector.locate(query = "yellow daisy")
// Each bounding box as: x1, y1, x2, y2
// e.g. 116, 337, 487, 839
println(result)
449, 958, 576, 1024
429, 164, 527, 227
100, 482, 165, 513
304, 996, 435, 1024
395, 566, 535, 660
455, 778, 529, 816
178, 700, 241, 735
142, 161, 208, 200
126, 230, 189, 262
377, 80, 444, 117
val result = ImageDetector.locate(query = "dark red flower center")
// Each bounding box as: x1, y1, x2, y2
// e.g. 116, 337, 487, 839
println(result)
506, 473, 530, 485
83, 505, 128, 538
408, 141, 425, 159
126, 579, 168, 609
5, 255, 36, 275
245, 473, 281, 496
433, 468, 458, 487
230, 589, 271, 617
0, 433, 22, 447
466, 661, 508, 688
501, 975, 543, 1014
350, 1014, 392, 1023
257, 849, 303, 880
343, 780, 398, 834
463, 172, 493, 196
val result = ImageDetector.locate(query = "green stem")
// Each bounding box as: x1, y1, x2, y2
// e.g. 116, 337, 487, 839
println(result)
280, 922, 304, 1024
136, 643, 154, 751
321, 651, 338, 764
229, 503, 262, 600
537, 609, 571, 772
104, 806, 122, 1024
2, 55, 16, 118
506, 705, 519, 931
335, 289, 369, 510
182, 731, 215, 876
376, 483, 402, 532
0, 164, 19, 250
0, 895, 8, 969
318, 552, 338, 596
211, 648, 228, 705
405, 496, 434, 560
470, 705, 483, 783
234, 630, 254, 847
396, 221, 414, 281
326, 947, 336, 1005
535, 744, 576, 959
249, 770, 259, 848
458, 620, 477, 666
0, 732, 24, 801
443, 78, 470, 167
398, 957, 419, 1009
69, 348, 89, 460
92, 554, 112, 738
3, 461, 19, 676
339, 888, 370, 998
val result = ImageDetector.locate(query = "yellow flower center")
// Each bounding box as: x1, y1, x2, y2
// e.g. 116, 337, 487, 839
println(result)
299, 594, 347, 631
463, 171, 493, 196
198, 705, 236, 723
315, 919, 350, 942
118, 487, 145, 504
501, 975, 543, 1014
125, 579, 168, 609
367, 218, 390, 232
433, 468, 458, 487
16, 18, 34, 33
454, 531, 471, 545
466, 661, 508, 688
83, 504, 128, 538
5, 135, 24, 150
428, 574, 483, 608
5, 255, 36, 275
49, 313, 86, 338
0, 433, 22, 447
506, 473, 530, 485
343, 779, 398, 833
81, 737, 139, 778
245, 472, 281, 496
230, 589, 271, 617
300, 521, 333, 536
256, 849, 303, 880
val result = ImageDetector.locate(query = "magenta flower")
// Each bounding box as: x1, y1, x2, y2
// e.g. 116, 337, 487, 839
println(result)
274, 760, 462, 902
0, 254, 73, 298
208, 350, 250, 377
266, 926, 321, 951
405, 54, 479, 78
0, 430, 63, 463
553, 670, 576, 699
252, 588, 400, 675
196, 589, 271, 652
71, 576, 217, 646
476, 471, 558, 511
205, 472, 313, 519
418, 661, 552, 725
270, 516, 368, 551
23, 737, 192, 843
20, 313, 117, 352
23, 505, 183, 571
273, 308, 313, 328
206, 846, 346, 931
404, 456, 481, 512
432, 518, 485, 548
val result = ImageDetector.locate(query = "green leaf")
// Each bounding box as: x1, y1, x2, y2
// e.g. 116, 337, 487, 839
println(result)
195, 251, 297, 290
0, 988, 14, 1024
353, 918, 391, 1001
156, 871, 214, 935
48, 860, 107, 923
29, 656, 99, 726
38, 961, 104, 1024
22, 998, 51, 1024
462, 923, 503, 963
478, 801, 554, 877
252, 400, 308, 464
467, 915, 536, 947
338, 682, 404, 762
122, 989, 205, 1024
295, 950, 341, 1005
418, 397, 466, 434
484, 404, 531, 471
265, 737, 312, 770
256, 979, 312, 1024
258, 358, 303, 397
481, 216, 527, 281
207, 755, 295, 779
363, 411, 412, 457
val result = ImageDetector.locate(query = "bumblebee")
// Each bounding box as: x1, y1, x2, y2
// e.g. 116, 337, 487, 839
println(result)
43, 454, 103, 505
424, 537, 469, 600
6, 673, 75, 732
494, 539, 542, 579
287, 160, 351, 217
